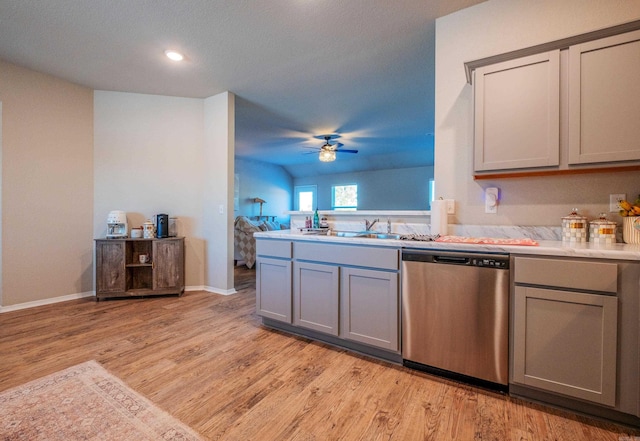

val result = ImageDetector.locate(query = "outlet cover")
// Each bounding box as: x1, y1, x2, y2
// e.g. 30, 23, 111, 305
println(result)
609, 194, 625, 212
485, 188, 499, 214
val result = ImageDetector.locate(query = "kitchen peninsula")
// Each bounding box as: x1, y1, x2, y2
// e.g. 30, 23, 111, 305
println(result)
255, 228, 640, 427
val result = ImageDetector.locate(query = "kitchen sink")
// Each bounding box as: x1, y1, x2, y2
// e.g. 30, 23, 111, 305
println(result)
370, 233, 402, 240
327, 231, 401, 240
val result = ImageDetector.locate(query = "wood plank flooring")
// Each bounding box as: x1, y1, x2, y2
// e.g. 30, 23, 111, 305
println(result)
1, 265, 639, 440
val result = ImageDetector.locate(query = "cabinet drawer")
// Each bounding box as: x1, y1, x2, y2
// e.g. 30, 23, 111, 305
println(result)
514, 257, 617, 293
294, 242, 399, 270
256, 239, 291, 259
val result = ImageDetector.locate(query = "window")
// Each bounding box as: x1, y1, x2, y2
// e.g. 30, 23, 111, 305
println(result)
332, 184, 357, 210
294, 185, 316, 211
428, 179, 435, 210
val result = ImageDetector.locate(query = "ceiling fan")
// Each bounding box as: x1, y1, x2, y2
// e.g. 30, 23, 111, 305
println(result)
304, 135, 358, 162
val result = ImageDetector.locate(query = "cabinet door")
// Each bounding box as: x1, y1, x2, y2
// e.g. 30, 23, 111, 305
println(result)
256, 257, 292, 323
474, 51, 560, 171
568, 30, 640, 164
152, 239, 184, 291
513, 286, 618, 406
96, 241, 126, 293
340, 267, 398, 351
293, 261, 339, 336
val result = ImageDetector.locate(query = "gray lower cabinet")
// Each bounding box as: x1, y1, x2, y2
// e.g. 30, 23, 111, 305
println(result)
293, 261, 340, 335
256, 239, 292, 323
256, 238, 400, 355
340, 267, 398, 351
256, 257, 292, 323
510, 255, 640, 415
513, 285, 618, 406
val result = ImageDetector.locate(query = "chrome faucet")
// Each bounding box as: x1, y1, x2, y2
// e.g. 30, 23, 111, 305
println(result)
387, 218, 392, 234
364, 218, 379, 231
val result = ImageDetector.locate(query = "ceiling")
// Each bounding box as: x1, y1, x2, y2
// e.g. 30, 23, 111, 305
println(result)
0, 0, 486, 178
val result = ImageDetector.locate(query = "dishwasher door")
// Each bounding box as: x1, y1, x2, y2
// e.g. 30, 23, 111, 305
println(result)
402, 250, 509, 387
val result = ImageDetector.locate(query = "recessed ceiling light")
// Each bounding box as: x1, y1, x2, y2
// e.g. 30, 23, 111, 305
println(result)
164, 50, 184, 61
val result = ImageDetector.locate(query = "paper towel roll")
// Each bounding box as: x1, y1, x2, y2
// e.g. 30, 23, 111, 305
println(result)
430, 199, 448, 236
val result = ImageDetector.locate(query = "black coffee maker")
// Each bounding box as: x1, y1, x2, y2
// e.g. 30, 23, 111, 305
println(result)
155, 214, 169, 238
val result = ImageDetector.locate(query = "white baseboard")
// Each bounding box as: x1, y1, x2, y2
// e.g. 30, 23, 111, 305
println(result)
1, 285, 239, 313
186, 285, 237, 295
0, 291, 95, 313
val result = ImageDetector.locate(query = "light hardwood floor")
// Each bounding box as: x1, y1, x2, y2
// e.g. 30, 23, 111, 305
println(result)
1, 265, 639, 440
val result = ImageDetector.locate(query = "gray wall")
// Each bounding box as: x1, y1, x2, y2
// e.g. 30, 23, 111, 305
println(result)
235, 157, 293, 222
294, 166, 434, 211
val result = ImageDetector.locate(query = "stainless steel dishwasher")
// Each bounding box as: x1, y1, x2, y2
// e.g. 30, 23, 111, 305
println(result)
401, 249, 509, 391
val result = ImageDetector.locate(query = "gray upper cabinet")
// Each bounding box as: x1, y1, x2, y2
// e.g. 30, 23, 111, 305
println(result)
474, 51, 560, 172
568, 29, 640, 164
470, 24, 640, 176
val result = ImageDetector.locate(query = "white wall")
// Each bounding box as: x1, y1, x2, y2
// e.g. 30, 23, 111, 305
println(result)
94, 91, 235, 292
93, 91, 205, 288
203, 92, 235, 293
435, 0, 640, 226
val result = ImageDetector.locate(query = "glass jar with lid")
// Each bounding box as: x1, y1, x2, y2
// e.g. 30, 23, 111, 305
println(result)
562, 208, 587, 243
589, 213, 616, 245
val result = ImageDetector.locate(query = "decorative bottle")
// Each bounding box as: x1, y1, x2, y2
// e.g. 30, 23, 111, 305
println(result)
313, 209, 319, 229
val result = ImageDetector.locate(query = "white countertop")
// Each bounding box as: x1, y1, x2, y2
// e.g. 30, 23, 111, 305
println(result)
254, 229, 640, 261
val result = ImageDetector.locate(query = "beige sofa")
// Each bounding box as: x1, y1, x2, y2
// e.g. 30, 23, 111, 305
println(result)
234, 216, 284, 268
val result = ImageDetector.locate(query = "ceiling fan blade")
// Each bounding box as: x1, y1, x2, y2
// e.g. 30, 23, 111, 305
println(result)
336, 149, 358, 154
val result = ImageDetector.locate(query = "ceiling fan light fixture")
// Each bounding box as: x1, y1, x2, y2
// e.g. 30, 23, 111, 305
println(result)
319, 149, 336, 162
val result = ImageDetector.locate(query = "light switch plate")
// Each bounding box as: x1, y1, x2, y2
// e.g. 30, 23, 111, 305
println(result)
610, 194, 625, 212
445, 199, 455, 214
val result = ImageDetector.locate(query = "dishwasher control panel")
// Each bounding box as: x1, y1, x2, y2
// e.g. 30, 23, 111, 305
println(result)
471, 257, 509, 269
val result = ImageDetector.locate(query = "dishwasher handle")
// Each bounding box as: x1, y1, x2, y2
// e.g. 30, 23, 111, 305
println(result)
402, 251, 469, 265
433, 255, 471, 265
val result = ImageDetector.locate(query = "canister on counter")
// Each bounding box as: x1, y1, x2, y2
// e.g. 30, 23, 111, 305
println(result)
562, 208, 588, 243
589, 213, 616, 245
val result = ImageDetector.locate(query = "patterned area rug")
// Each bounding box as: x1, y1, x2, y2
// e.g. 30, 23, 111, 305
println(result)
0, 360, 203, 440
